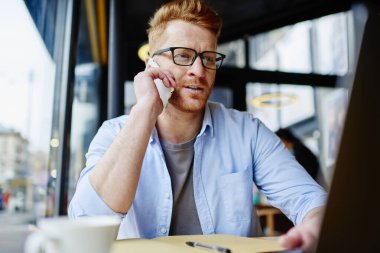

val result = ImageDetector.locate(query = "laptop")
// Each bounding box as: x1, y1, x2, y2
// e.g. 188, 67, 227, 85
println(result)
314, 2, 380, 252
264, 2, 380, 252
272, 2, 380, 253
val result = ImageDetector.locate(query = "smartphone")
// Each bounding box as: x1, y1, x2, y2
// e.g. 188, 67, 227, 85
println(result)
147, 58, 174, 108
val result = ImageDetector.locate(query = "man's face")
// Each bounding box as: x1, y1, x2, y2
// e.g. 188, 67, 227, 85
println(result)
151, 20, 217, 113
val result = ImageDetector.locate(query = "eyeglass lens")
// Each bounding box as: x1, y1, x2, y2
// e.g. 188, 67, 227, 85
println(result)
172, 48, 223, 69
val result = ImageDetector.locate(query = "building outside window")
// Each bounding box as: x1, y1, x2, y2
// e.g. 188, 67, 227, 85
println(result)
0, 0, 56, 218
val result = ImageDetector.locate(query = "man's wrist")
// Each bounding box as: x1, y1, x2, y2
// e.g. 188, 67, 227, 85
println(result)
132, 101, 162, 119
303, 206, 325, 222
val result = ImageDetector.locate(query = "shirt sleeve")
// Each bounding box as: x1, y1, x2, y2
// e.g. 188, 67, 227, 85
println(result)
252, 119, 327, 225
68, 119, 125, 218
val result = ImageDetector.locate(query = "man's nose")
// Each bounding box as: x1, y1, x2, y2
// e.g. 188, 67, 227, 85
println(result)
188, 55, 206, 78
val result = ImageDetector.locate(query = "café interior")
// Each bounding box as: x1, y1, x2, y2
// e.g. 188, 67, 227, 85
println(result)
1, 0, 379, 252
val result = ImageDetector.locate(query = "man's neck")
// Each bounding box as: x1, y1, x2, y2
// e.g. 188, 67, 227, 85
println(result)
156, 105, 204, 144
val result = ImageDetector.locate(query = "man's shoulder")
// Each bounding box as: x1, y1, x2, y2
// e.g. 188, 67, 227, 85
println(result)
207, 101, 239, 115
207, 101, 260, 123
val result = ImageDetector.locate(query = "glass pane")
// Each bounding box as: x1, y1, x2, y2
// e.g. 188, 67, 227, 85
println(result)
315, 87, 348, 184
250, 23, 312, 73
246, 83, 280, 130
0, 1, 55, 218
66, 1, 101, 208
312, 13, 349, 75
249, 12, 351, 75
67, 64, 100, 203
279, 85, 315, 127
218, 39, 245, 68
247, 83, 349, 187
209, 87, 233, 108
246, 83, 314, 131
125, 81, 136, 114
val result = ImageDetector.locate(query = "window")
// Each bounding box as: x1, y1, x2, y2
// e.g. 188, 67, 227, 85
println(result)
0, 0, 56, 217
66, 0, 104, 209
67, 64, 101, 203
246, 83, 315, 130
218, 39, 246, 68
247, 11, 353, 186
249, 12, 351, 75
209, 88, 233, 108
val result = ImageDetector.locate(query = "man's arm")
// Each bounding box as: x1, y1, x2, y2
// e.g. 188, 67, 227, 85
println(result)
279, 207, 325, 252
88, 68, 176, 214
251, 121, 326, 251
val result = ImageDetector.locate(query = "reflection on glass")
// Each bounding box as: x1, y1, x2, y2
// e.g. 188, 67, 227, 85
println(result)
0, 1, 55, 217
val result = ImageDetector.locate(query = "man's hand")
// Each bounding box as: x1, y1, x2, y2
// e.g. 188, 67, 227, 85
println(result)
88, 66, 176, 214
133, 67, 176, 117
278, 208, 324, 252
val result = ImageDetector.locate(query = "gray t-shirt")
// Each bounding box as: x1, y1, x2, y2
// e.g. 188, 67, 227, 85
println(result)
160, 138, 202, 235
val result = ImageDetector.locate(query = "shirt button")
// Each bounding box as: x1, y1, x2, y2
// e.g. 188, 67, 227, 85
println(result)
165, 193, 171, 199
160, 227, 167, 234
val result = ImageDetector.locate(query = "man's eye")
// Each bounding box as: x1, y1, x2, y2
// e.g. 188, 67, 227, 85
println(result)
203, 56, 216, 63
175, 53, 191, 59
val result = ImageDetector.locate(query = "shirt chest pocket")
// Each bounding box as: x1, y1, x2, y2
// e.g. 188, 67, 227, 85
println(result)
218, 167, 253, 222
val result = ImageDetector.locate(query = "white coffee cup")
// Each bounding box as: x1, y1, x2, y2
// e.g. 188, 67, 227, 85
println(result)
24, 216, 120, 253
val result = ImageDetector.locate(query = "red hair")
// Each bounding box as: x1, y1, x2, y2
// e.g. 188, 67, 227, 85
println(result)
147, 0, 222, 51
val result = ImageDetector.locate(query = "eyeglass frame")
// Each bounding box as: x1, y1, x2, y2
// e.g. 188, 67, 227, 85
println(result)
151, 47, 226, 70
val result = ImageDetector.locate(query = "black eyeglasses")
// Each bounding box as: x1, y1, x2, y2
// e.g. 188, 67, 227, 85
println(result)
152, 47, 226, 70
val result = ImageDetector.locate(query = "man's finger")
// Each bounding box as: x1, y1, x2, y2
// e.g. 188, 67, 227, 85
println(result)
279, 229, 303, 249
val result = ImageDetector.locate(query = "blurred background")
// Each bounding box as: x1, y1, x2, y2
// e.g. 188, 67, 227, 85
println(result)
0, 0, 376, 236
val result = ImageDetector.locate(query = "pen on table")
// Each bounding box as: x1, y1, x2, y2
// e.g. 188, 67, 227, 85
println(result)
186, 241, 232, 253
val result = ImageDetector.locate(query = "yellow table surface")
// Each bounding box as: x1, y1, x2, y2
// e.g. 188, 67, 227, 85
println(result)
111, 234, 284, 253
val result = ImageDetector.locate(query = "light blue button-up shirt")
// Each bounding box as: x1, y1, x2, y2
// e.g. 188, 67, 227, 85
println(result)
68, 102, 327, 239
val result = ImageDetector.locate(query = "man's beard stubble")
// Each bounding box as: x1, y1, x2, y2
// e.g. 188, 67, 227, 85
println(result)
168, 79, 213, 113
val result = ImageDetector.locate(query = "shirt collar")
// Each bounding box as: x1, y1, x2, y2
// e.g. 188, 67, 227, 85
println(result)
198, 102, 214, 137
149, 102, 214, 144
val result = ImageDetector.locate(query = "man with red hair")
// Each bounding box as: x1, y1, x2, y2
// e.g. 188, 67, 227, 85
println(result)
69, 1, 326, 251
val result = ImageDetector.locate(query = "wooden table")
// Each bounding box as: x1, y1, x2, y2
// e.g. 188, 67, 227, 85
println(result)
256, 205, 283, 236
111, 234, 283, 253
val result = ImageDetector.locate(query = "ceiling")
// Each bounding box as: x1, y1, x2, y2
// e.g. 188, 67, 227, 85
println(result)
125, 0, 353, 44
28, 0, 370, 71
120, 0, 355, 75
